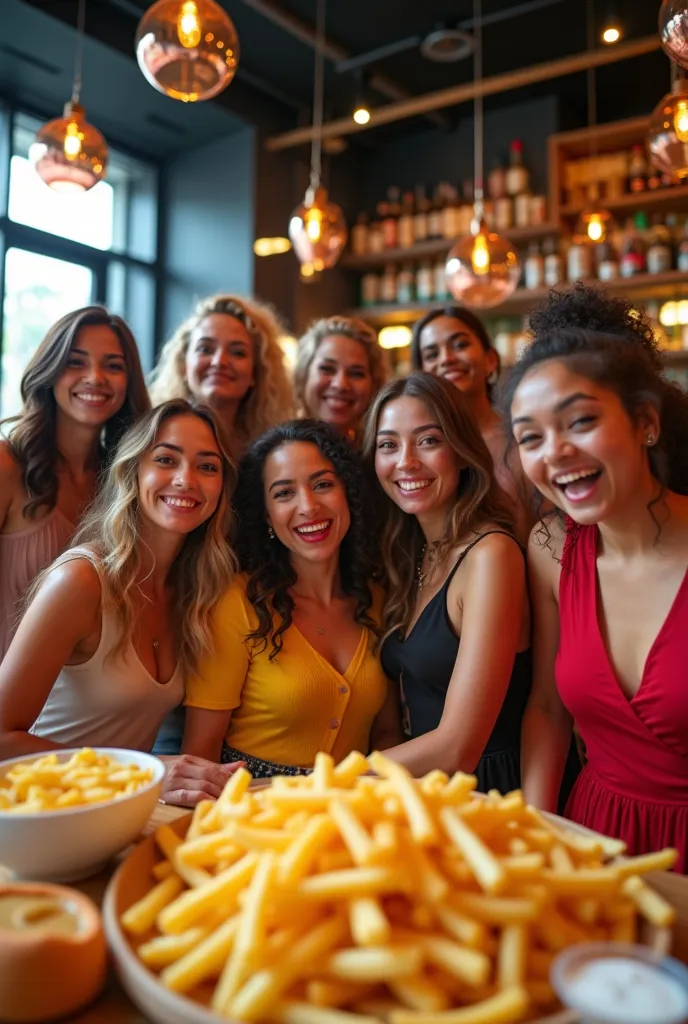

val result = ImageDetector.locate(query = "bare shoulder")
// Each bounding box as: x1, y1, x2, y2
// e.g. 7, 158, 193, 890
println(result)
455, 529, 524, 584
38, 554, 103, 605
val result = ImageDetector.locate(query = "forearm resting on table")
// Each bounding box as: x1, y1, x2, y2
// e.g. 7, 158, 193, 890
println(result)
0, 729, 65, 759
381, 725, 480, 778
520, 702, 573, 812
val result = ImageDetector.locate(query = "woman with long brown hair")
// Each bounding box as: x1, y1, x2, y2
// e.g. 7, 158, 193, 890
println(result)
150, 294, 294, 458
0, 306, 150, 660
363, 372, 531, 791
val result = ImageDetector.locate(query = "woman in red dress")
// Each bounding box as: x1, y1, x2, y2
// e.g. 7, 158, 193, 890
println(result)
506, 327, 688, 870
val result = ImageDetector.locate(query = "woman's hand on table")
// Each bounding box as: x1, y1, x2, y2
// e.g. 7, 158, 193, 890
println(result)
159, 753, 246, 807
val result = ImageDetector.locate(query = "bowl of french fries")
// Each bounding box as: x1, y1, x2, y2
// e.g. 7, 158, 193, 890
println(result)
0, 747, 164, 882
104, 751, 678, 1024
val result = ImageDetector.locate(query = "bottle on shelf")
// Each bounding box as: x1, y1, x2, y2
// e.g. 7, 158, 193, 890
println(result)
677, 216, 688, 272
416, 260, 434, 302
488, 159, 507, 201
524, 242, 544, 290
396, 263, 415, 304
506, 140, 530, 197
382, 188, 400, 248
380, 263, 397, 303
413, 186, 430, 242
434, 256, 449, 301
361, 271, 380, 307
646, 215, 673, 275
441, 185, 460, 240
543, 237, 563, 287
596, 242, 619, 282
619, 213, 648, 277
367, 218, 384, 254
398, 191, 415, 249
567, 233, 593, 282
627, 145, 647, 194
351, 213, 369, 256
514, 191, 531, 229
647, 166, 663, 191
494, 194, 513, 232
529, 195, 548, 226
428, 185, 445, 239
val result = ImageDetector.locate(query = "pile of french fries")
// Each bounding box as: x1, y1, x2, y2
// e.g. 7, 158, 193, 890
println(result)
121, 751, 677, 1024
0, 748, 155, 812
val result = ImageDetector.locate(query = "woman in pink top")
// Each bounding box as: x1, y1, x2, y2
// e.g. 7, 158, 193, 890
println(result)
0, 400, 243, 806
0, 306, 150, 660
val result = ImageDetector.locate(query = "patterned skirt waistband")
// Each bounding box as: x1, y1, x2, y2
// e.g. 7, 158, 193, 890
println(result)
221, 742, 311, 778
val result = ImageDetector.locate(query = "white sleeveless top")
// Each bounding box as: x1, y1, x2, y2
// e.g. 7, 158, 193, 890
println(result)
30, 547, 184, 752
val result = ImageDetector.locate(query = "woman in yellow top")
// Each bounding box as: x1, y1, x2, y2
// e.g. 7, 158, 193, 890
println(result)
183, 420, 399, 776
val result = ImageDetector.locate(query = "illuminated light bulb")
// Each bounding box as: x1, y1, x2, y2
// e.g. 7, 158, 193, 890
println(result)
602, 25, 621, 44
253, 237, 292, 257
63, 122, 82, 159
289, 185, 348, 270
675, 98, 688, 142
648, 79, 688, 179
378, 325, 412, 350
136, 0, 240, 102
445, 217, 521, 309
576, 207, 612, 245
678, 299, 688, 325
660, 300, 679, 327
30, 101, 108, 192
353, 105, 371, 125
178, 1, 201, 47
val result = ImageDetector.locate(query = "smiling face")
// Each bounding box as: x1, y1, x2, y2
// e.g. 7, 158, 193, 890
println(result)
264, 440, 351, 565
511, 359, 658, 525
137, 413, 225, 536
52, 324, 129, 428
303, 335, 374, 435
418, 315, 497, 400
374, 395, 463, 522
185, 313, 255, 408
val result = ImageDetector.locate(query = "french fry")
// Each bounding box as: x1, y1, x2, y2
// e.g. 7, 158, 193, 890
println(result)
121, 875, 184, 936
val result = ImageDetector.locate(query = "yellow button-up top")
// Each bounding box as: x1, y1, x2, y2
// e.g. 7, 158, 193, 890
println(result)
185, 576, 388, 768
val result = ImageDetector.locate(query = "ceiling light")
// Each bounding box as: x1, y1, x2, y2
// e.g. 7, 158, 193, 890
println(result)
378, 325, 412, 350
648, 76, 688, 179
602, 23, 621, 44
31, 0, 108, 192
253, 237, 292, 257
660, 0, 688, 70
135, 0, 239, 102
353, 104, 371, 125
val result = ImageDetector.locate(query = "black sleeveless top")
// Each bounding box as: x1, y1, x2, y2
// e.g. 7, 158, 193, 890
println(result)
380, 531, 532, 795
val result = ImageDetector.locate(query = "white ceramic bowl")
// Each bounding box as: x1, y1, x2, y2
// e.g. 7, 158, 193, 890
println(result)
0, 748, 164, 883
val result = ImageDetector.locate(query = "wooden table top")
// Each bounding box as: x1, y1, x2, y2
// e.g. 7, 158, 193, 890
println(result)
70, 803, 688, 1023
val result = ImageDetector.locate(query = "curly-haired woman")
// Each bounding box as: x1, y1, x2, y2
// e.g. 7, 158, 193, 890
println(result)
295, 316, 388, 444
182, 420, 398, 776
0, 306, 150, 661
149, 294, 294, 458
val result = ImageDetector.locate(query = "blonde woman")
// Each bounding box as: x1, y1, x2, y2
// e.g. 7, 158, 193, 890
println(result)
0, 400, 242, 806
295, 316, 388, 443
150, 295, 294, 457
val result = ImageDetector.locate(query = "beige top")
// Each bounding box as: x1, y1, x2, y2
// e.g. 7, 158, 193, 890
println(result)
0, 508, 74, 663
30, 547, 184, 753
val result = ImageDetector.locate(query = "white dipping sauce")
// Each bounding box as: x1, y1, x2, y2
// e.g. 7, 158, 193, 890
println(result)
571, 957, 688, 1024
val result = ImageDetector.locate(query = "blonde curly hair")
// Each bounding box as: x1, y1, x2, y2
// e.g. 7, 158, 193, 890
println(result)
294, 315, 389, 417
149, 295, 294, 454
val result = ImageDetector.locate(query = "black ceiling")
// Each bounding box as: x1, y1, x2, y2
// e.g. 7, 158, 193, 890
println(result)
4, 0, 673, 157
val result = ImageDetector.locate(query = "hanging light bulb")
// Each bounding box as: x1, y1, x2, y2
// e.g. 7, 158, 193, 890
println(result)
353, 103, 371, 125
659, 0, 688, 71
444, 0, 520, 308
136, 0, 239, 102
648, 75, 688, 179
601, 20, 621, 43
30, 0, 108, 192
289, 0, 348, 271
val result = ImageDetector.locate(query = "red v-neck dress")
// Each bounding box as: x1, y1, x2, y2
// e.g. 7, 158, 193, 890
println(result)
557, 522, 688, 872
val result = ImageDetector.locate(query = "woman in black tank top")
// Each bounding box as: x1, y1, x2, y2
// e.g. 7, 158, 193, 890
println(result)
362, 373, 531, 793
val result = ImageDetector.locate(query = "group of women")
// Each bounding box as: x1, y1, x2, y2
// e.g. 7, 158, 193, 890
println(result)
0, 282, 686, 873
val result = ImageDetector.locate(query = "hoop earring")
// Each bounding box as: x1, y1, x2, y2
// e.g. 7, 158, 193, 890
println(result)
268, 525, 275, 539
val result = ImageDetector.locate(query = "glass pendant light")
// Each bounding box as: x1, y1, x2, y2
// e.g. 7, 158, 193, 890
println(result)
445, 0, 519, 309
288, 0, 347, 272
659, 0, 688, 71
136, 0, 239, 102
648, 71, 688, 180
30, 0, 108, 192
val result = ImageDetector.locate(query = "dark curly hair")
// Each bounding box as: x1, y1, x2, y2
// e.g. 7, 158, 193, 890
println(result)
233, 419, 381, 659
502, 329, 688, 547
527, 282, 662, 369
410, 306, 499, 400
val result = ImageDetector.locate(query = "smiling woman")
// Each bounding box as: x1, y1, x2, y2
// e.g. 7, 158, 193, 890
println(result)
505, 328, 688, 870
0, 399, 244, 806
0, 306, 150, 661
181, 419, 399, 781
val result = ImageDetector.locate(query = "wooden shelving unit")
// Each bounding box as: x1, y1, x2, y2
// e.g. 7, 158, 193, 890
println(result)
349, 271, 688, 325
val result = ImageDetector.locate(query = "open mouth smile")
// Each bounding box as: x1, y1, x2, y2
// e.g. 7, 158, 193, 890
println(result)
294, 519, 334, 542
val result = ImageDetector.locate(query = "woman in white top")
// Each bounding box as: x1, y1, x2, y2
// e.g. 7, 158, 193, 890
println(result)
0, 399, 241, 806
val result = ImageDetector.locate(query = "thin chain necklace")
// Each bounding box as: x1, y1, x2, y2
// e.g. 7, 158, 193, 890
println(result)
416, 544, 430, 591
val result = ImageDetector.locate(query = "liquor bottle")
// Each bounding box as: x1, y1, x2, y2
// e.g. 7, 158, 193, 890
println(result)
543, 237, 563, 287
433, 256, 449, 301
506, 140, 530, 197
382, 188, 400, 248
398, 191, 415, 249
361, 271, 381, 306
567, 235, 593, 282
413, 186, 430, 242
596, 242, 619, 282
441, 185, 460, 239
367, 218, 384, 254
524, 242, 544, 290
488, 159, 507, 201
646, 215, 673, 275
428, 185, 445, 239
380, 263, 397, 303
677, 216, 688, 271
627, 145, 647, 194
619, 213, 648, 277
416, 260, 433, 302
351, 213, 369, 256
396, 263, 415, 304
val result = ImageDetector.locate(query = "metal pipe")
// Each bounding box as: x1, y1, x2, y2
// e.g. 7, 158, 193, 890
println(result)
265, 33, 661, 151
335, 36, 422, 75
